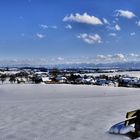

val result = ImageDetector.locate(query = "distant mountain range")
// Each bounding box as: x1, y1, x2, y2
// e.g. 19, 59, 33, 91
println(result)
1, 61, 140, 70
50, 61, 140, 70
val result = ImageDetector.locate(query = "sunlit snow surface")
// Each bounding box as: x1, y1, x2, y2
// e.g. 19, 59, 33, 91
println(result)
0, 84, 140, 140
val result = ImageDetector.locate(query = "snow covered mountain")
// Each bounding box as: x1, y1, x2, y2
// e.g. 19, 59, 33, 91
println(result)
1, 61, 140, 70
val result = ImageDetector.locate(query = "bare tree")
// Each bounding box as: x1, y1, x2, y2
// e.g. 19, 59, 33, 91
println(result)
0, 74, 7, 84
9, 75, 16, 84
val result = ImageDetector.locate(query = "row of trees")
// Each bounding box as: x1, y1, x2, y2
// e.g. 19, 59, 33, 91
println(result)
0, 71, 29, 84
0, 69, 60, 84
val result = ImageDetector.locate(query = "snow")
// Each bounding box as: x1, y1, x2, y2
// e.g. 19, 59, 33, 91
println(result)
0, 84, 140, 140
109, 121, 135, 134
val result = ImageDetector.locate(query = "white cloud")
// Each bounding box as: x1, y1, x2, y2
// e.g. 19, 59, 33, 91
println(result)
51, 26, 57, 29
107, 54, 113, 58
103, 18, 110, 24
128, 53, 138, 57
65, 24, 72, 29
115, 24, 121, 31
36, 33, 45, 39
77, 33, 102, 44
106, 26, 114, 31
96, 53, 140, 62
57, 57, 64, 61
115, 10, 136, 19
40, 24, 48, 29
96, 53, 126, 62
109, 33, 117, 37
113, 54, 125, 60
63, 12, 103, 25
1, 53, 140, 66
127, 53, 140, 61
130, 32, 136, 36
40, 24, 57, 29
96, 55, 106, 60
115, 18, 119, 21
106, 24, 121, 32
136, 21, 140, 26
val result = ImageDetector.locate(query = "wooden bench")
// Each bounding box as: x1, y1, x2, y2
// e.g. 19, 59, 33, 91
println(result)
125, 109, 138, 126
125, 109, 140, 139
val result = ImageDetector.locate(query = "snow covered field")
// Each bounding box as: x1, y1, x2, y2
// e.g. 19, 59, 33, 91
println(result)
0, 84, 140, 140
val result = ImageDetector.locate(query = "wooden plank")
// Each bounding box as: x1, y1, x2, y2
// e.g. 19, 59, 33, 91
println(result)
125, 117, 136, 126
126, 109, 140, 118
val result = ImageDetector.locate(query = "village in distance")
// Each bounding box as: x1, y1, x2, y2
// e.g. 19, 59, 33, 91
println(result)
0, 66, 140, 88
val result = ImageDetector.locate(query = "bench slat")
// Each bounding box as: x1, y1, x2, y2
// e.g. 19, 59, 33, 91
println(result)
126, 109, 140, 118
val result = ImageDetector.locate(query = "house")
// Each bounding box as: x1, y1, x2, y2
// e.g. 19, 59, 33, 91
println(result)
82, 78, 95, 84
42, 76, 52, 83
75, 77, 83, 84
16, 77, 26, 84
96, 79, 108, 86
106, 80, 115, 87
56, 75, 67, 83
120, 76, 139, 87
114, 81, 119, 87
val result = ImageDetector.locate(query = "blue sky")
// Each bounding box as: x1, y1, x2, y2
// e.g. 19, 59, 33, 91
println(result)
0, 0, 140, 65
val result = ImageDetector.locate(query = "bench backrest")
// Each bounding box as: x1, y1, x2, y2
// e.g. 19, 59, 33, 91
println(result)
125, 109, 140, 126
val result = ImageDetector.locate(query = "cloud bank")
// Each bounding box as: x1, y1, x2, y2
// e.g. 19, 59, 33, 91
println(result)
1, 53, 140, 65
